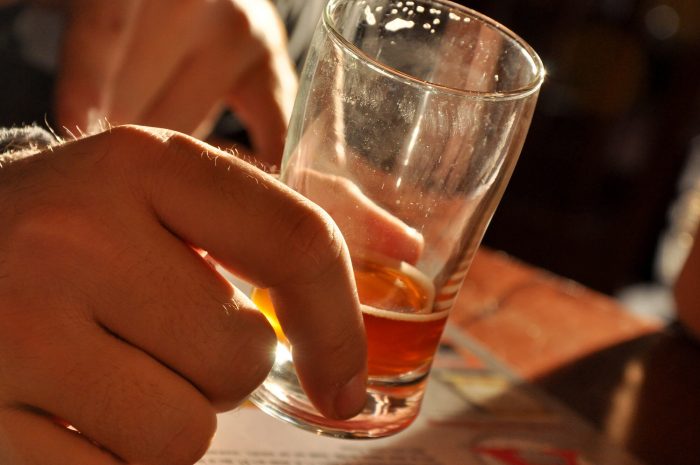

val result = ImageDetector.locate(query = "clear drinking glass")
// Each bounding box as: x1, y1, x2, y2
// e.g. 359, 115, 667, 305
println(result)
250, 0, 544, 438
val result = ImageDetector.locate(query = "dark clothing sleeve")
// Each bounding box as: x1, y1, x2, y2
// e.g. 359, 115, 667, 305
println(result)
0, 124, 56, 155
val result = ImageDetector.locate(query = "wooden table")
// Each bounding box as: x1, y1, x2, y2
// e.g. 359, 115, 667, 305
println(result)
451, 248, 700, 465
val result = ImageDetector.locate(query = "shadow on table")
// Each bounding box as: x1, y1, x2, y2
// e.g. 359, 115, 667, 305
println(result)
534, 326, 700, 465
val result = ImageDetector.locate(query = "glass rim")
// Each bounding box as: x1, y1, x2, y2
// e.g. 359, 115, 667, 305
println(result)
323, 0, 546, 100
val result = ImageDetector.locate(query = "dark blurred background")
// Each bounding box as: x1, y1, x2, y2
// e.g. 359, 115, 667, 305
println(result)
450, 0, 700, 295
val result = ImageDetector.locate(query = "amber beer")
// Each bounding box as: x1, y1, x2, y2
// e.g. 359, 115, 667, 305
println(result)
252, 257, 446, 379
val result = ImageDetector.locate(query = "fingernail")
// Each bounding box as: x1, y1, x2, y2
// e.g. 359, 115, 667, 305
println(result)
333, 371, 367, 419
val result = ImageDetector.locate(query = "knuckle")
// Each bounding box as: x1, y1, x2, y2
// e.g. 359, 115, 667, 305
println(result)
100, 125, 198, 194
251, 0, 285, 40
231, 3, 253, 36
206, 309, 276, 410
154, 405, 216, 465
140, 128, 214, 177
227, 1, 286, 55
106, 125, 175, 157
90, 125, 168, 171
273, 200, 346, 286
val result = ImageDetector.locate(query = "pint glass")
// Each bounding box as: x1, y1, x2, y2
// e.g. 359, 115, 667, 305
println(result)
250, 0, 544, 438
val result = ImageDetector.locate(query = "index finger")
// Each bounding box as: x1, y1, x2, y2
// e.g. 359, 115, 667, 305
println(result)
225, 0, 298, 166
226, 49, 298, 167
105, 125, 367, 420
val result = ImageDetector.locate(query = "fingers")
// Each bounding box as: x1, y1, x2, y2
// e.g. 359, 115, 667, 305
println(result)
84, 216, 276, 411
269, 270, 369, 420
105, 0, 204, 124
54, 0, 139, 132
143, 45, 297, 161
110, 127, 367, 419
225, 0, 297, 165
139, 40, 242, 139
55, 0, 295, 165
0, 407, 123, 465
1, 125, 296, 464
56, 0, 199, 129
138, 0, 295, 163
226, 48, 298, 166
0, 125, 367, 465
5, 131, 277, 412
3, 314, 216, 465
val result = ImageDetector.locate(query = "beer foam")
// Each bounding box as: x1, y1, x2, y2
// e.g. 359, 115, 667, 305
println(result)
397, 259, 435, 314
360, 303, 449, 322
354, 251, 436, 313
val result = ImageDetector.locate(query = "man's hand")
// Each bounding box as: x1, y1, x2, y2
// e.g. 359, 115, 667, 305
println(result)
54, 0, 297, 165
0, 125, 366, 465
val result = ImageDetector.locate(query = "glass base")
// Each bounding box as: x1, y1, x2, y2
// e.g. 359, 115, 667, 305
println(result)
249, 344, 428, 439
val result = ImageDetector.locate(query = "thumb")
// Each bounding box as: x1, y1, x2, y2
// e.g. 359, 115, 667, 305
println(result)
294, 169, 425, 265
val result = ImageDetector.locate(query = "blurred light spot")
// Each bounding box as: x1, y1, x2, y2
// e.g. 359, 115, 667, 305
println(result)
275, 342, 292, 363
645, 4, 680, 40
385, 17, 415, 31
364, 5, 376, 25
